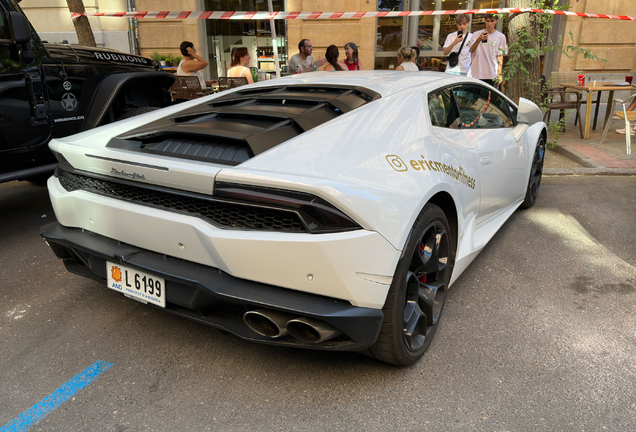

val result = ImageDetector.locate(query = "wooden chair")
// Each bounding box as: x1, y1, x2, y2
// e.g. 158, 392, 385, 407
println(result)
600, 93, 636, 154
421, 67, 440, 72
541, 76, 584, 139
217, 77, 249, 92
170, 76, 213, 101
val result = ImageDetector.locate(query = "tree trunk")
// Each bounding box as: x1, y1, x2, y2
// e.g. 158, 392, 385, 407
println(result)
505, 0, 542, 105
66, 0, 96, 47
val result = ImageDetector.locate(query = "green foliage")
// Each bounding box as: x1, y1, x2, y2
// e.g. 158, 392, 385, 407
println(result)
150, 51, 166, 61
150, 52, 182, 66
562, 31, 608, 64
545, 113, 568, 149
500, 0, 559, 95
501, 0, 607, 147
538, 75, 569, 149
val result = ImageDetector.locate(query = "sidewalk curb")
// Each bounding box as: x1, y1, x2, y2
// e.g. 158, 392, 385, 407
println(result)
544, 167, 636, 175
551, 144, 604, 169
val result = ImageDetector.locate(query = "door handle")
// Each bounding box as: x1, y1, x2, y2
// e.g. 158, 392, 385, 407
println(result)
480, 155, 493, 165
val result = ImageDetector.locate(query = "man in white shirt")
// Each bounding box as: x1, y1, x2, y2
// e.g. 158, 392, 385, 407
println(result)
288, 39, 327, 73
467, 14, 508, 87
443, 14, 472, 76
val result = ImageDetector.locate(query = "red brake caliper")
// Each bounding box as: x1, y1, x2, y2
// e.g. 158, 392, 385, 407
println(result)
418, 243, 427, 283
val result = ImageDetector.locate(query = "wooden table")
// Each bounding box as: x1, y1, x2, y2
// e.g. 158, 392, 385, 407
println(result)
562, 84, 636, 139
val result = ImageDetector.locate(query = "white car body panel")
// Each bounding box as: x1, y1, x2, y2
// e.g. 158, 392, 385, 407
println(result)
47, 178, 400, 309
44, 71, 546, 311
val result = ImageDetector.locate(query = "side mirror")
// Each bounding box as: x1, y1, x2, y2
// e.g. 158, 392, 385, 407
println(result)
9, 12, 34, 64
516, 97, 543, 125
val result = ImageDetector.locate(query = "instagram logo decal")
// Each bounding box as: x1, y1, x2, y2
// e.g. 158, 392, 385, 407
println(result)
386, 154, 476, 190
386, 155, 408, 172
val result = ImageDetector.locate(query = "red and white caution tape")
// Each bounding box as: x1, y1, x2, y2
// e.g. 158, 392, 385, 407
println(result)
70, 8, 636, 21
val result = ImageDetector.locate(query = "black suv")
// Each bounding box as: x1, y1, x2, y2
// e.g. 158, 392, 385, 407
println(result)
0, 0, 174, 184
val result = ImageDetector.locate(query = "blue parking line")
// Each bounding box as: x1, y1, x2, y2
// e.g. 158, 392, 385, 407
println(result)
1, 360, 113, 432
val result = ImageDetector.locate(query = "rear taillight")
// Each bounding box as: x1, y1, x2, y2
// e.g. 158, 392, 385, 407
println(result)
50, 150, 73, 171
214, 182, 361, 233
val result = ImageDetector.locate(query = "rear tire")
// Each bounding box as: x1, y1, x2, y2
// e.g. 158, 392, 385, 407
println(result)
365, 203, 455, 366
116, 106, 162, 121
520, 136, 545, 209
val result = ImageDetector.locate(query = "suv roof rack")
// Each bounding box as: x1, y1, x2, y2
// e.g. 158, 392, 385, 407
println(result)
107, 84, 381, 165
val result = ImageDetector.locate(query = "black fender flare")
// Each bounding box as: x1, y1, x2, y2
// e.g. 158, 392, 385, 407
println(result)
82, 71, 175, 130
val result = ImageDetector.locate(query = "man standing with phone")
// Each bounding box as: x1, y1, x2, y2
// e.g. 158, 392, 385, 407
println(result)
443, 14, 472, 76
467, 14, 507, 87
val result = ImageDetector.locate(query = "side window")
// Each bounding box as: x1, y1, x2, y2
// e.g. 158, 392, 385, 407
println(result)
452, 85, 514, 129
428, 88, 460, 129
0, 8, 11, 41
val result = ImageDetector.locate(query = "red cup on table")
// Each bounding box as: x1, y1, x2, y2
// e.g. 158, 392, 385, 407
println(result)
577, 75, 586, 86
626, 75, 634, 85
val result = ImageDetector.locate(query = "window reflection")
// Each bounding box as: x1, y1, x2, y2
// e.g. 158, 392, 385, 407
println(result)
471, 0, 501, 33
416, 0, 436, 52
453, 85, 513, 129
204, 0, 287, 78
375, 0, 502, 66
438, 0, 470, 50
376, 0, 405, 68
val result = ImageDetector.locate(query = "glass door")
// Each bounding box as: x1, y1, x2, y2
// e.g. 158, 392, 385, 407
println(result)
375, 0, 406, 69
204, 0, 287, 79
375, 0, 504, 68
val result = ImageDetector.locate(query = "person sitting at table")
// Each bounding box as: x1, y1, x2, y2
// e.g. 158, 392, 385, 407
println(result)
395, 46, 418, 71
288, 39, 328, 73
411, 46, 425, 71
616, 98, 636, 135
416, 39, 427, 69
228, 47, 254, 84
323, 45, 346, 71
342, 42, 363, 71
177, 41, 217, 88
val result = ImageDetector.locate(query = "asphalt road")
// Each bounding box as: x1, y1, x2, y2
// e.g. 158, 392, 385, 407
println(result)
1, 176, 635, 431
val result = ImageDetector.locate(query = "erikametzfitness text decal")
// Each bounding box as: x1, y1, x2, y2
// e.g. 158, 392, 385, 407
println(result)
386, 155, 476, 189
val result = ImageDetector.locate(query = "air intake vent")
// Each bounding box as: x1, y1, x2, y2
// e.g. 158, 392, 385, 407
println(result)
107, 84, 381, 166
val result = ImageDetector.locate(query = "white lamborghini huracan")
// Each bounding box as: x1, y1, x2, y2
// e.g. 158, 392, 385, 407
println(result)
41, 71, 546, 365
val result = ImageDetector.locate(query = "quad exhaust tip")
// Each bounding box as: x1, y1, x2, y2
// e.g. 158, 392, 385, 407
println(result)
243, 309, 295, 338
243, 310, 342, 343
286, 317, 342, 344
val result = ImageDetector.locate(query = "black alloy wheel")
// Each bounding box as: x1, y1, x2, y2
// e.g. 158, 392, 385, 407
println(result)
520, 136, 546, 209
366, 203, 454, 366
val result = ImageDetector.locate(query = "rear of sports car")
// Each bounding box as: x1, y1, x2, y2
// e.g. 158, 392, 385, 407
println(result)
41, 81, 406, 352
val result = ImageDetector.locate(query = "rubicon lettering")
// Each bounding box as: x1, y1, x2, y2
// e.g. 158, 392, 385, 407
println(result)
387, 155, 476, 189
94, 52, 149, 65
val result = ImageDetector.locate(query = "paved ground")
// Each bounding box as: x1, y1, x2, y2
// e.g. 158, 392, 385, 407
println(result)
1, 177, 635, 431
544, 103, 636, 175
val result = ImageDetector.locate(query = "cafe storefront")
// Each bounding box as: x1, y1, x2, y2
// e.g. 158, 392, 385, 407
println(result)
203, 0, 289, 79
375, 0, 505, 69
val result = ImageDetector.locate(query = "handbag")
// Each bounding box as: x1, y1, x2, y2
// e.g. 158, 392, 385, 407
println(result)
448, 32, 468, 68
